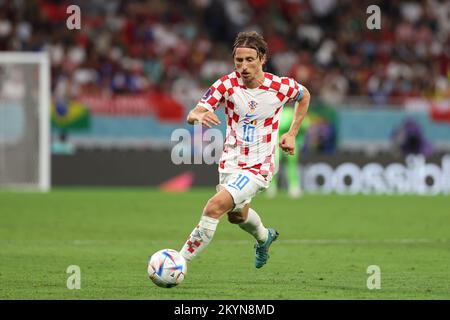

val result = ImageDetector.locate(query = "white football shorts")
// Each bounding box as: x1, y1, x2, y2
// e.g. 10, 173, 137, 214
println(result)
216, 171, 269, 212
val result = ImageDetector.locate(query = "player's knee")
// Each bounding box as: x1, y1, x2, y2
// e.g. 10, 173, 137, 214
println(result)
203, 198, 229, 219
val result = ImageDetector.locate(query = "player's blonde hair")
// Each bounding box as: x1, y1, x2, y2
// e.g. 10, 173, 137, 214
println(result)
232, 31, 268, 61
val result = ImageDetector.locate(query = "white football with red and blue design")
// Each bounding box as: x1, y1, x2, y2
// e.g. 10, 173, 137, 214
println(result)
147, 249, 187, 288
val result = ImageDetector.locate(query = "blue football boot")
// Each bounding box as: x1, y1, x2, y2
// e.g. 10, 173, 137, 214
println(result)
254, 228, 279, 268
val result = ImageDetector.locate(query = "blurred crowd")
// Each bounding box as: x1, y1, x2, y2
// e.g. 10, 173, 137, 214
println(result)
0, 0, 449, 111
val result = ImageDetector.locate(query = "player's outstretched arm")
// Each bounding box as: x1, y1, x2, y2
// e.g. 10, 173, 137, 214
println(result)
279, 86, 311, 155
187, 105, 221, 128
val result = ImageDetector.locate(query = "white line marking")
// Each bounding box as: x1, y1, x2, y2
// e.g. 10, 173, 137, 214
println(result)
1, 238, 447, 245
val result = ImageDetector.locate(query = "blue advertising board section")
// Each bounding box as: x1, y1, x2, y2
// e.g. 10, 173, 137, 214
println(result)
337, 109, 450, 151
52, 109, 228, 148
52, 107, 450, 153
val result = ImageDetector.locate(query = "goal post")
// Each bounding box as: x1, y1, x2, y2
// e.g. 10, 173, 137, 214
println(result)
0, 52, 51, 192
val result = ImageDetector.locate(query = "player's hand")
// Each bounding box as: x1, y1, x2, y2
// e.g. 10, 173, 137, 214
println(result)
197, 111, 221, 128
279, 133, 296, 155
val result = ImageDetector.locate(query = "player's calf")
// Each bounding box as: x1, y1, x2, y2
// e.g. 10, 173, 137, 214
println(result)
227, 204, 250, 224
228, 213, 246, 224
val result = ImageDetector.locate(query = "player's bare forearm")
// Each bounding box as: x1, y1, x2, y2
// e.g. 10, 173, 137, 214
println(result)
279, 87, 310, 155
187, 105, 221, 128
287, 87, 311, 137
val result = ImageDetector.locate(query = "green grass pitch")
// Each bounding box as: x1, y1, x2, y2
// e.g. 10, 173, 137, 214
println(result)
0, 188, 449, 299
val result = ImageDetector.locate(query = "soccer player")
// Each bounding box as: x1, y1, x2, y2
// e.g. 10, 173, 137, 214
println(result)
180, 31, 311, 268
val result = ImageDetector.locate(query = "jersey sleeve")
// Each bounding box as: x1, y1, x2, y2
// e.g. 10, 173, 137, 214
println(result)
286, 78, 305, 103
198, 78, 227, 112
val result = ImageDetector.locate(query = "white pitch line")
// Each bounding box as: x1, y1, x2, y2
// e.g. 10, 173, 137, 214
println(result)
1, 238, 447, 245
69, 238, 448, 245
215, 238, 449, 245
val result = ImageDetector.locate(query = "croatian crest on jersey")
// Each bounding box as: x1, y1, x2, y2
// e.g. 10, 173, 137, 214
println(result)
248, 100, 258, 113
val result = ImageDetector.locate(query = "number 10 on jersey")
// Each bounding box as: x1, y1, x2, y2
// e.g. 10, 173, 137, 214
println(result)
243, 123, 255, 142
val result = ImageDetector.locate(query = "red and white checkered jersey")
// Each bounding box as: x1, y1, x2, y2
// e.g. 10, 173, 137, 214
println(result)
198, 71, 304, 185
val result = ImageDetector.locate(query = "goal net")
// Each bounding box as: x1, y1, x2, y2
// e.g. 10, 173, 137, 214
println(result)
0, 52, 50, 192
